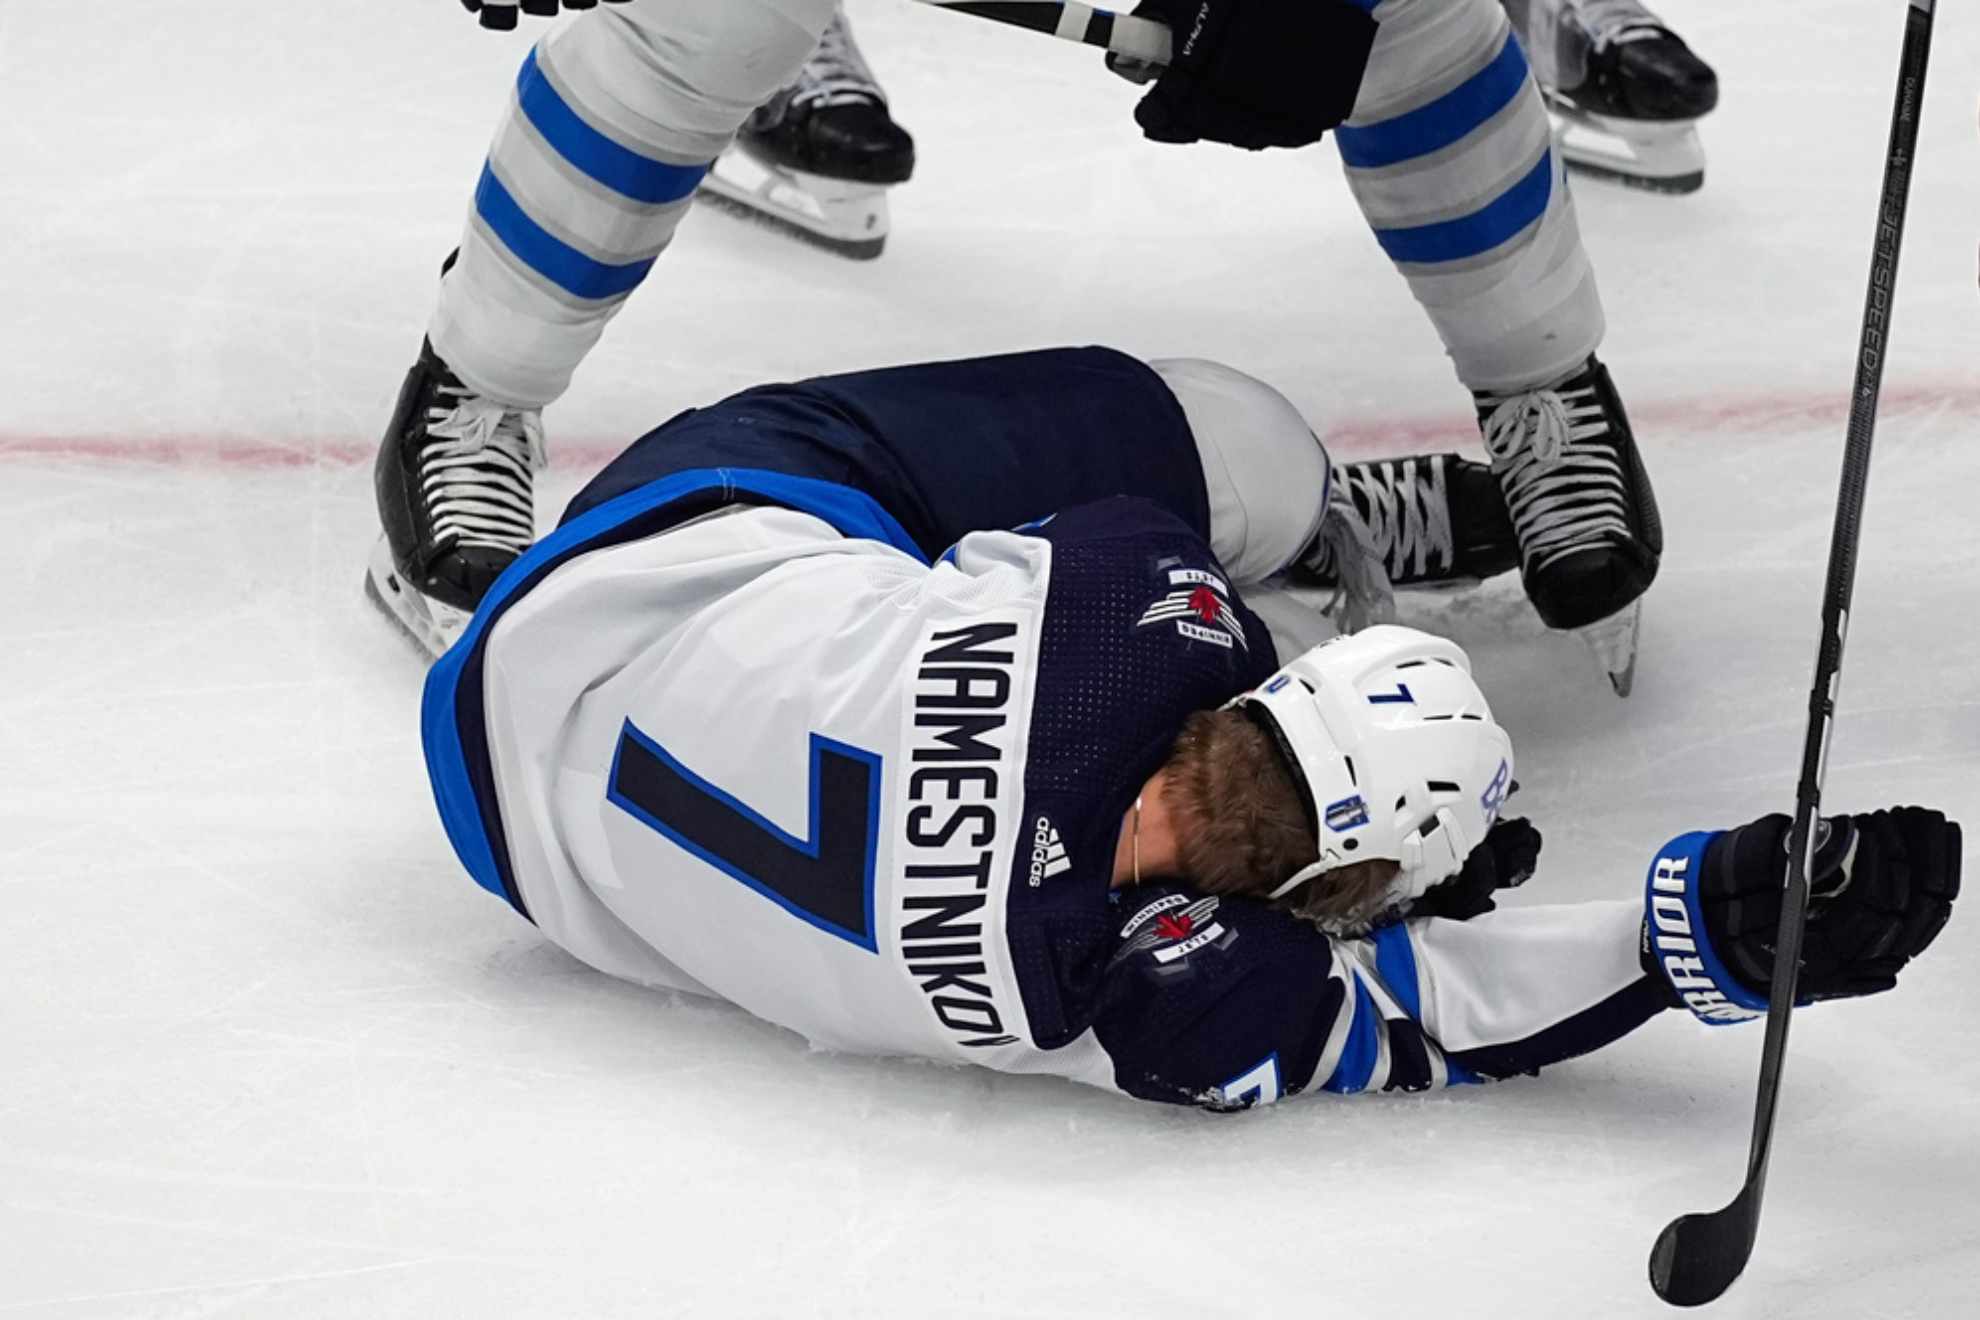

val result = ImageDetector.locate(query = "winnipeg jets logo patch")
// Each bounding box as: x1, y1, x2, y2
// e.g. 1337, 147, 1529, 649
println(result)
1113, 894, 1238, 972
1135, 565, 1248, 652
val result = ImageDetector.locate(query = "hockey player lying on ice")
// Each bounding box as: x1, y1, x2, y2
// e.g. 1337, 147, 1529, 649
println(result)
402, 348, 1961, 1110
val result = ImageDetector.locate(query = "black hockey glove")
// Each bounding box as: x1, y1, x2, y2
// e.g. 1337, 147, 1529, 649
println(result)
460, 0, 630, 32
1109, 0, 1378, 150
1406, 818, 1542, 923
1643, 807, 1960, 1023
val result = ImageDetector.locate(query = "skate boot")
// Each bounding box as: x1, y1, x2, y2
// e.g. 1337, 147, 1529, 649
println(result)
699, 4, 915, 259
1293, 454, 1520, 632
1474, 356, 1661, 695
366, 340, 546, 657
1511, 0, 1719, 193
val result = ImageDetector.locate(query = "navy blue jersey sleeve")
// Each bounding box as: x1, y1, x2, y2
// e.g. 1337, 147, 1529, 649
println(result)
1091, 889, 1670, 1110
997, 497, 1284, 1049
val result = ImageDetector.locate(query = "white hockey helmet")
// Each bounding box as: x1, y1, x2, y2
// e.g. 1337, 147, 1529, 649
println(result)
1228, 625, 1515, 905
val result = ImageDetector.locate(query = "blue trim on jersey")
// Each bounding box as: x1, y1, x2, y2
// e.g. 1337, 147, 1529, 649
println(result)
1219, 1052, 1283, 1107
1649, 830, 1769, 1021
1335, 34, 1529, 170
1371, 923, 1421, 1021
516, 49, 709, 204
422, 468, 926, 907
607, 723, 883, 953
1322, 974, 1382, 1094
1370, 925, 1484, 1085
1369, 150, 1554, 265
474, 163, 656, 301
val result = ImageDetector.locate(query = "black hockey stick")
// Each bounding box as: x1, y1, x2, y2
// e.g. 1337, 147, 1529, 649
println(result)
1647, 0, 1936, 1307
911, 1, 1173, 66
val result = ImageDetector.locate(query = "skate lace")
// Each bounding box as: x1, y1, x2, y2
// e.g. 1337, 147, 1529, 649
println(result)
791, 7, 884, 110
421, 386, 546, 556
1307, 464, 1398, 634
1340, 456, 1456, 581
1575, 0, 1670, 50
1479, 377, 1630, 575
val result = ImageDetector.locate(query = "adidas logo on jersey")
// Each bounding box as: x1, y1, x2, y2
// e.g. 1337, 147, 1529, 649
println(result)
1028, 817, 1072, 886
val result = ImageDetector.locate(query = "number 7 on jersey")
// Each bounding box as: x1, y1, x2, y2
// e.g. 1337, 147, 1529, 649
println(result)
608, 721, 884, 951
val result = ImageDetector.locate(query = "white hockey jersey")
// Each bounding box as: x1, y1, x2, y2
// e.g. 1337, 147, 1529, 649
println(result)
421, 471, 1673, 1109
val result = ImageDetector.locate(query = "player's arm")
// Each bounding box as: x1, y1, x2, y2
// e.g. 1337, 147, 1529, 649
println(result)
1094, 809, 1959, 1108
1093, 891, 1661, 1106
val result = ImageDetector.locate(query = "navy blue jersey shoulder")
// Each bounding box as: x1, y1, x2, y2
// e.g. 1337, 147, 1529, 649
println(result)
999, 497, 1281, 1050
564, 346, 1210, 556
1092, 885, 1345, 1108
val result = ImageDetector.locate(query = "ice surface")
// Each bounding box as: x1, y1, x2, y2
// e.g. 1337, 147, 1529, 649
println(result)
3, 2, 1977, 1316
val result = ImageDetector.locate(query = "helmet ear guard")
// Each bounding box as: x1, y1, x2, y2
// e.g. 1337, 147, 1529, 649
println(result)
1398, 806, 1473, 891
1231, 626, 1513, 912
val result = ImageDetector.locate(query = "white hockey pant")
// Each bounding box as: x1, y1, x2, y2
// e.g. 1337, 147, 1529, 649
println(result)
431, 0, 1602, 407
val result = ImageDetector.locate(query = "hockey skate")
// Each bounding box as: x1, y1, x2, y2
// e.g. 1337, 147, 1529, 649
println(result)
1512, 0, 1719, 194
367, 340, 545, 659
698, 5, 915, 259
1294, 454, 1520, 633
1474, 357, 1662, 696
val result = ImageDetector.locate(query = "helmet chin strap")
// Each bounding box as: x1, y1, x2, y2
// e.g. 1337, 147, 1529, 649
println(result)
1266, 858, 1332, 901
1267, 807, 1474, 906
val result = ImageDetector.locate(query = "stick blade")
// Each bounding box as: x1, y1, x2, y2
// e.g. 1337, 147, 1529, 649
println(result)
1648, 1189, 1759, 1308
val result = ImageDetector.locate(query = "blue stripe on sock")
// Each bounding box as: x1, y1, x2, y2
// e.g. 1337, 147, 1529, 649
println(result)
1370, 148, 1553, 265
1336, 34, 1530, 170
516, 48, 708, 204
474, 163, 655, 301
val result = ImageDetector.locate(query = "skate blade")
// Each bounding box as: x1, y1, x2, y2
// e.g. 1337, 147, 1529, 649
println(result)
364, 537, 467, 661
1573, 601, 1643, 698
1549, 102, 1705, 195
698, 149, 891, 260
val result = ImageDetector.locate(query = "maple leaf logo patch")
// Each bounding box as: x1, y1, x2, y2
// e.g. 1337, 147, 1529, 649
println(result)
1135, 565, 1248, 652
1113, 895, 1237, 972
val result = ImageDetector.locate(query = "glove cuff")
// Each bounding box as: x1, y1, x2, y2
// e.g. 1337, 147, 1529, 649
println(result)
1644, 830, 1768, 1025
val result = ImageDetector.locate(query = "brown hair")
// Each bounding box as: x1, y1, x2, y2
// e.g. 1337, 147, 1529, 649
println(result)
1162, 708, 1404, 933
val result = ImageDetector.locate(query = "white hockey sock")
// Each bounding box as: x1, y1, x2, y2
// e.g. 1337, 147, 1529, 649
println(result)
1337, 0, 1605, 392
429, 0, 838, 407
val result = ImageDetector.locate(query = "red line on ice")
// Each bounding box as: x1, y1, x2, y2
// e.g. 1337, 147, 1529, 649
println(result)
5, 380, 1977, 470
1319, 379, 1980, 452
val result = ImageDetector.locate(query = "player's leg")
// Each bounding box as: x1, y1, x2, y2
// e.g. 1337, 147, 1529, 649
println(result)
370, 0, 838, 652
1154, 360, 1522, 644
699, 2, 917, 258
1145, 359, 1332, 587
1336, 0, 1660, 687
564, 347, 1348, 597
1503, 0, 1718, 193
433, 0, 836, 407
